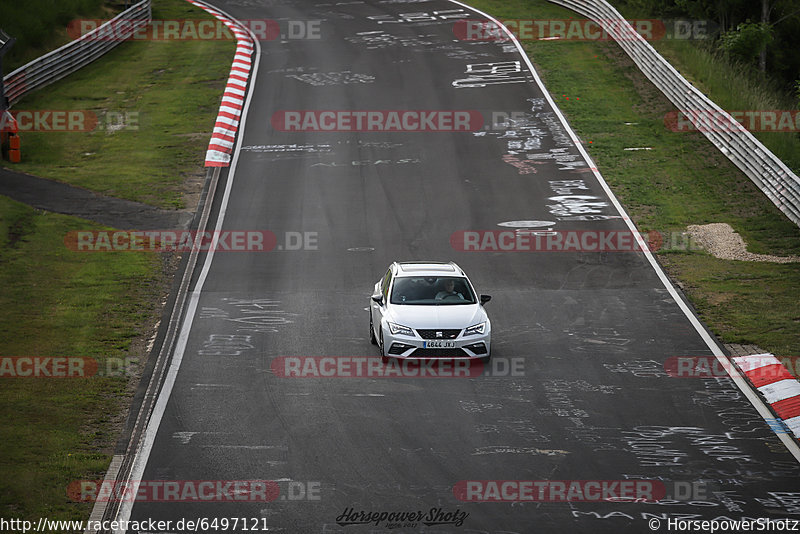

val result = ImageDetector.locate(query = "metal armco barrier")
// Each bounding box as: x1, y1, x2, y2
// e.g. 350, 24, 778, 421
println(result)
2, 0, 151, 107
547, 0, 800, 227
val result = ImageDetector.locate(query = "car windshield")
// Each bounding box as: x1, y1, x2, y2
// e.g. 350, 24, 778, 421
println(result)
390, 276, 476, 305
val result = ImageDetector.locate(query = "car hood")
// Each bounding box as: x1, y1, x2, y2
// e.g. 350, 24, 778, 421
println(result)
387, 304, 487, 329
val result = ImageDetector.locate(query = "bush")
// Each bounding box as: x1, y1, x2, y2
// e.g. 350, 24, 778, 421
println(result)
719, 21, 772, 64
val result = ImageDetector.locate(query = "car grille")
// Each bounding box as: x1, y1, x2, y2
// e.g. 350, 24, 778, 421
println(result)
411, 348, 468, 358
416, 329, 461, 340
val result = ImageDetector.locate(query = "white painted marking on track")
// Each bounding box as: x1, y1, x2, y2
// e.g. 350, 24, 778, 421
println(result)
171, 431, 198, 444
447, 0, 800, 463
200, 445, 288, 450
497, 220, 555, 228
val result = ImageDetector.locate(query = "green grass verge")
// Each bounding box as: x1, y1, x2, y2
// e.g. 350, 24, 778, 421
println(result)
465, 0, 800, 358
0, 195, 162, 522
1, 0, 234, 524
9, 0, 235, 209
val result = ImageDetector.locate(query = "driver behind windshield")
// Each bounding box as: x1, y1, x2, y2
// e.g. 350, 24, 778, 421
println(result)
435, 279, 464, 300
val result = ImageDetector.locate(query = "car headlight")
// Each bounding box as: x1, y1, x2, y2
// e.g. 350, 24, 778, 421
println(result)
464, 322, 486, 336
388, 322, 414, 336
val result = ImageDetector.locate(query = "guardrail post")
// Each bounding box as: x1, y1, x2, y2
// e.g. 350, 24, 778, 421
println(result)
1, 112, 20, 163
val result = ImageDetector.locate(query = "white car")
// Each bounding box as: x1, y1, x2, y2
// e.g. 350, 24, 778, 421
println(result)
369, 262, 491, 361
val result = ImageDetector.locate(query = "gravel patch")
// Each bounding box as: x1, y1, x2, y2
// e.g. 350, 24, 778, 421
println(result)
686, 223, 800, 263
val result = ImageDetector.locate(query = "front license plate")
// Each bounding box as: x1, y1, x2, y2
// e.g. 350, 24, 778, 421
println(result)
423, 341, 456, 348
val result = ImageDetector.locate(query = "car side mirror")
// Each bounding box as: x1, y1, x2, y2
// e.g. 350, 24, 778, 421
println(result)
480, 294, 491, 306
371, 294, 384, 306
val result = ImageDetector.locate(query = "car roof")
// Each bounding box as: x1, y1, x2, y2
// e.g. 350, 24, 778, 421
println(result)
394, 261, 466, 278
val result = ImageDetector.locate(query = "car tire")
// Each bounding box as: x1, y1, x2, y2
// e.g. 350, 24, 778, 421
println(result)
369, 311, 377, 345
379, 331, 390, 363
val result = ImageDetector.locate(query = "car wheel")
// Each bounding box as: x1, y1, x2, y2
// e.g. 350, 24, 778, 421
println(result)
379, 331, 390, 363
369, 311, 377, 345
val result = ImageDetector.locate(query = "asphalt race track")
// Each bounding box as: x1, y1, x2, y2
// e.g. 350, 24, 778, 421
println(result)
120, 1, 800, 532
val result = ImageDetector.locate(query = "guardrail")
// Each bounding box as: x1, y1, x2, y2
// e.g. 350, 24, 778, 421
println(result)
2, 0, 151, 107
547, 0, 800, 227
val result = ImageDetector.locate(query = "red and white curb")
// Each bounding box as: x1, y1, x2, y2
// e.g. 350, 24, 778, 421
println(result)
733, 353, 800, 439
185, 0, 254, 167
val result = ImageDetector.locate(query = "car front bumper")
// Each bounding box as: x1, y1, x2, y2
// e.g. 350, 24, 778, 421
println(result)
382, 327, 491, 359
